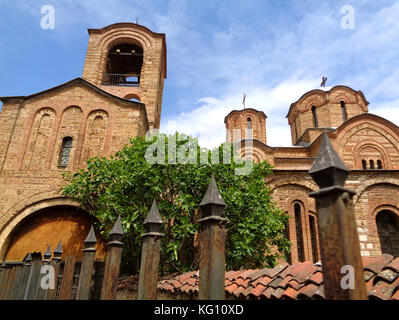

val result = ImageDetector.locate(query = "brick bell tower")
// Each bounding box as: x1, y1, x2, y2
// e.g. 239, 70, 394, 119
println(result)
224, 108, 267, 144
82, 23, 167, 129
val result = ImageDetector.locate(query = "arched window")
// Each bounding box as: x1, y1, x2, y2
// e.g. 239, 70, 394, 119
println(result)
369, 160, 375, 170
376, 210, 399, 257
311, 106, 319, 128
59, 137, 73, 167
103, 43, 143, 86
309, 215, 319, 263
294, 203, 305, 262
362, 159, 367, 170
247, 117, 252, 129
340, 101, 348, 122
377, 160, 383, 169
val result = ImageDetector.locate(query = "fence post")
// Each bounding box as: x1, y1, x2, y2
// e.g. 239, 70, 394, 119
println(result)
0, 262, 6, 300
198, 175, 228, 300
77, 225, 97, 300
57, 254, 77, 300
309, 132, 367, 300
101, 215, 124, 300
15, 253, 32, 300
24, 253, 42, 300
46, 241, 63, 300
138, 200, 164, 300
34, 245, 52, 300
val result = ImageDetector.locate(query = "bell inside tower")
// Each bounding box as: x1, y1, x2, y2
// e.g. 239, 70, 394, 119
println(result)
102, 43, 143, 86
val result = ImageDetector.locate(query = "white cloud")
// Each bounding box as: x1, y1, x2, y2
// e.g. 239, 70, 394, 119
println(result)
161, 77, 321, 148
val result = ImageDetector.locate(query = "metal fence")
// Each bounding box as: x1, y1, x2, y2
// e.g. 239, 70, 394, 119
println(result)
0, 218, 121, 300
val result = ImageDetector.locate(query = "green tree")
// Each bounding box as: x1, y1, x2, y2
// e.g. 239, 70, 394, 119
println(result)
61, 133, 290, 275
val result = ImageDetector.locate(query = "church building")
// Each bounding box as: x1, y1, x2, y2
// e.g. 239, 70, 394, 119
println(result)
0, 22, 398, 267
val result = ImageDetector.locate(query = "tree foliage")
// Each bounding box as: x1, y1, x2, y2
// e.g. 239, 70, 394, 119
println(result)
61, 133, 290, 274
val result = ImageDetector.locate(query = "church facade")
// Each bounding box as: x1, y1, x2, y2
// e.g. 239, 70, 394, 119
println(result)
0, 22, 398, 265
226, 87, 399, 263
0, 23, 166, 261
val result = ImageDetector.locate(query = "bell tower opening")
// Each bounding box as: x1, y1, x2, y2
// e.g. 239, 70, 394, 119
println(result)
81, 23, 167, 129
102, 43, 143, 86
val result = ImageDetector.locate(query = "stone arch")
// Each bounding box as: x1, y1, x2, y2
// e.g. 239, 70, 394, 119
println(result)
375, 208, 399, 257
0, 195, 78, 259
124, 93, 141, 101
97, 31, 153, 85
51, 106, 83, 170
81, 110, 109, 163
269, 177, 318, 195
353, 140, 391, 170
354, 179, 399, 204
21, 107, 56, 170
0, 194, 106, 261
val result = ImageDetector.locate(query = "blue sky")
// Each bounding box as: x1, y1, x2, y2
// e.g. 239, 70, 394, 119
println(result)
1, 0, 399, 147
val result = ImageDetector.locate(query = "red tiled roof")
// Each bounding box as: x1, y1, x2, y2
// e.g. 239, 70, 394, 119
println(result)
118, 254, 399, 300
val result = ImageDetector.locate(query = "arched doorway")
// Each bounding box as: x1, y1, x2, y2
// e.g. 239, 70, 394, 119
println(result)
4, 206, 106, 261
376, 210, 399, 257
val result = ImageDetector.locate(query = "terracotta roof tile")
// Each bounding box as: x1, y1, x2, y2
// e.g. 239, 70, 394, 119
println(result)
237, 269, 255, 280
373, 269, 399, 284
277, 275, 293, 289
268, 277, 283, 288
364, 270, 375, 281
120, 254, 399, 300
385, 257, 399, 273
369, 277, 399, 300
287, 279, 305, 290
297, 283, 319, 299
225, 283, 238, 294
251, 284, 267, 297
364, 254, 394, 273
235, 277, 250, 287
232, 285, 246, 297
248, 268, 273, 281
252, 276, 272, 287
392, 289, 399, 300
309, 271, 323, 285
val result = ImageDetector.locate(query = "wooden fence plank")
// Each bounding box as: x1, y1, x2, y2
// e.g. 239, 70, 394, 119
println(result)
57, 255, 76, 300
24, 260, 42, 300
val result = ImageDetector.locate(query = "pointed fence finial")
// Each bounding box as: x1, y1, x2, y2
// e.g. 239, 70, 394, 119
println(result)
44, 245, 52, 260
309, 132, 350, 189
109, 215, 124, 243
23, 252, 32, 264
53, 241, 63, 261
143, 200, 163, 234
84, 225, 97, 249
199, 175, 227, 219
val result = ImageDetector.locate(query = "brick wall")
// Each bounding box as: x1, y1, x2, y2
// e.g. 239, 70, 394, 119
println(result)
0, 81, 148, 259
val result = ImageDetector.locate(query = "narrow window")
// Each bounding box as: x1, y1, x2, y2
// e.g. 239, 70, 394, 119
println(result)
309, 215, 319, 263
59, 137, 73, 167
311, 106, 319, 128
341, 101, 348, 122
376, 210, 399, 257
362, 159, 367, 170
283, 220, 292, 264
294, 203, 305, 262
377, 160, 383, 169
369, 159, 375, 170
247, 117, 252, 129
